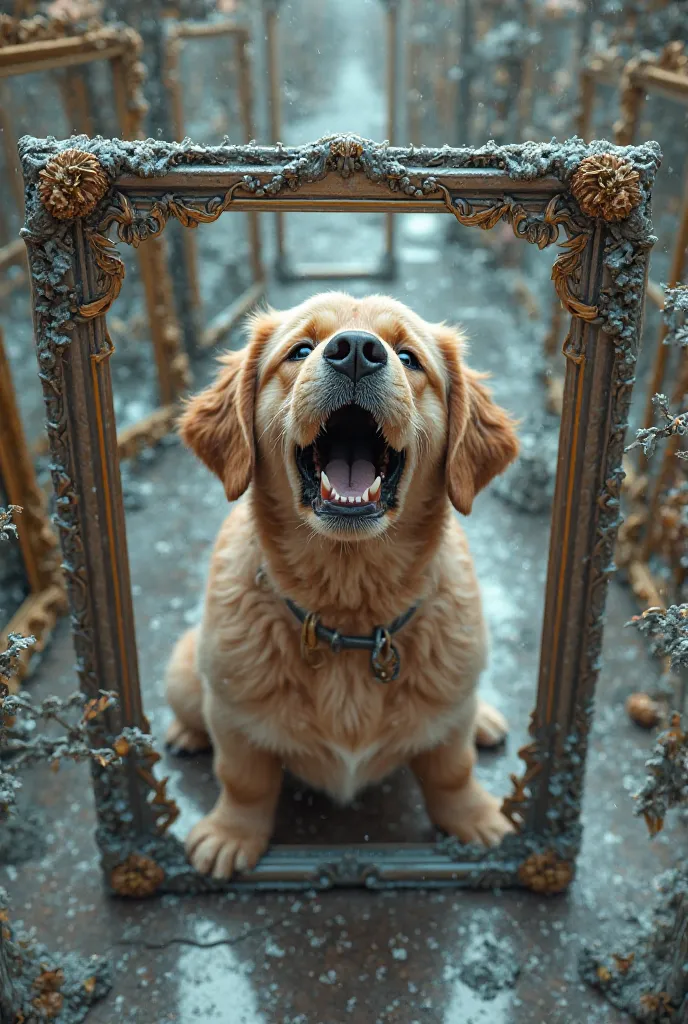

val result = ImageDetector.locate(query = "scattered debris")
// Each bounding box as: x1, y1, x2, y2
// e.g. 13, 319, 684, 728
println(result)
456, 933, 521, 1001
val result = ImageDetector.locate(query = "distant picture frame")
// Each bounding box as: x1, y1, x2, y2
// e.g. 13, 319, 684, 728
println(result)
0, 15, 190, 462
263, 0, 401, 282
612, 43, 688, 609
19, 132, 658, 895
0, 327, 66, 685
163, 17, 265, 349
542, 47, 625, 417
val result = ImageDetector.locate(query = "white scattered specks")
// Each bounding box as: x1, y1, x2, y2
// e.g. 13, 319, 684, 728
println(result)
264, 938, 285, 958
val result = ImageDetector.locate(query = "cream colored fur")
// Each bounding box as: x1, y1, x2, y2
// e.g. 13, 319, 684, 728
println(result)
165, 292, 519, 879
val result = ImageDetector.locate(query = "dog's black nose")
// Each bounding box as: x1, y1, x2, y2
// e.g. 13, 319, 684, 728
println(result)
323, 331, 388, 383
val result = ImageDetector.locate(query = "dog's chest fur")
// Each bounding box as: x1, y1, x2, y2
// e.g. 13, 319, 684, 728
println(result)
201, 578, 485, 804
198, 503, 486, 803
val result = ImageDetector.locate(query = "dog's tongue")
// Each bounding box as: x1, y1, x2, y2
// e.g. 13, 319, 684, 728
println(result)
325, 458, 376, 497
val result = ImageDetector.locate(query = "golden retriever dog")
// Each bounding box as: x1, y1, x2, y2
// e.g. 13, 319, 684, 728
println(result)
165, 292, 519, 879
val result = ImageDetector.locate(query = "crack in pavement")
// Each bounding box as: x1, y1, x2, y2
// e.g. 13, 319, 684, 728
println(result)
114, 909, 303, 953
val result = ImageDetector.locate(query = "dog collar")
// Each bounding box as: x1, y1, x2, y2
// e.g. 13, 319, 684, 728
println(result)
255, 567, 418, 683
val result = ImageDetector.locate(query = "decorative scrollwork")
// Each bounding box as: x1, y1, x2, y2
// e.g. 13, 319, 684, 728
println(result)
79, 179, 251, 319
311, 851, 382, 889
321, 132, 368, 176
135, 747, 179, 836
429, 181, 599, 325
501, 711, 541, 830
80, 138, 611, 330
79, 232, 126, 320
87, 161, 602, 332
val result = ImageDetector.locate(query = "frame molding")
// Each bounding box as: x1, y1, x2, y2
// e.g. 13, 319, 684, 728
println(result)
163, 17, 265, 349
545, 43, 688, 430
542, 48, 626, 417
19, 133, 658, 893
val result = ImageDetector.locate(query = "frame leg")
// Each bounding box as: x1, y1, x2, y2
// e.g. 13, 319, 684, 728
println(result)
137, 236, 191, 406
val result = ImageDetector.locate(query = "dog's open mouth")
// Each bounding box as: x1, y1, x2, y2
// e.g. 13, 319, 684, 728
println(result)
295, 405, 405, 522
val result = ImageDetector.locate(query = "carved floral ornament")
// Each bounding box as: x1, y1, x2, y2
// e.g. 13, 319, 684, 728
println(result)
517, 850, 574, 895
110, 852, 165, 897
38, 149, 110, 221
570, 153, 642, 223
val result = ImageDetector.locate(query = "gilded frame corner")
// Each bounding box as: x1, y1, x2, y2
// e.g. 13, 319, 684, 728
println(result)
19, 133, 659, 894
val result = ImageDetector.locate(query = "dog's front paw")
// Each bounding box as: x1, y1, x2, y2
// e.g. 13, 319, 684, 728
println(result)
165, 717, 212, 756
474, 698, 509, 748
437, 782, 515, 848
186, 814, 269, 879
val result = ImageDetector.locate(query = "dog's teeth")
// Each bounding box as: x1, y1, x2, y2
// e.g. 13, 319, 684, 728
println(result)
321, 471, 333, 499
355, 496, 362, 503
348, 496, 355, 504
332, 487, 340, 502
369, 476, 382, 502
361, 488, 370, 502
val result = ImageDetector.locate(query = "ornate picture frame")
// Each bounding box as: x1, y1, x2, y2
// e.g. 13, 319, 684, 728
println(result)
613, 44, 688, 610
263, 0, 401, 282
0, 16, 190, 461
541, 48, 626, 415
0, 327, 66, 685
163, 17, 265, 349
19, 133, 658, 894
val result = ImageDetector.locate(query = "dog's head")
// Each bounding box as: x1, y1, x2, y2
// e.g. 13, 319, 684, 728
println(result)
180, 292, 518, 540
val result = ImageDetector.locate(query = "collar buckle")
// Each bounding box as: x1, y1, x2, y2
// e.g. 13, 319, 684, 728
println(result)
300, 611, 323, 669
370, 627, 400, 683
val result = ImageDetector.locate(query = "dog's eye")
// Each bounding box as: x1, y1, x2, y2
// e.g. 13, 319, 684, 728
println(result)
398, 350, 421, 371
287, 342, 313, 361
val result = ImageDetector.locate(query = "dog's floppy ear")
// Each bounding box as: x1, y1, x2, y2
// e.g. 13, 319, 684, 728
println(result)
178, 310, 279, 501
437, 325, 519, 516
